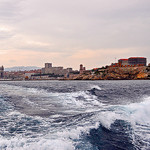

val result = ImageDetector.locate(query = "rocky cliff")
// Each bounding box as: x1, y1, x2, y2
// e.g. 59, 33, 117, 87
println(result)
71, 66, 150, 80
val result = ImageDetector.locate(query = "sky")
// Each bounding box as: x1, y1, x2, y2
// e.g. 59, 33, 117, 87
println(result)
0, 0, 150, 70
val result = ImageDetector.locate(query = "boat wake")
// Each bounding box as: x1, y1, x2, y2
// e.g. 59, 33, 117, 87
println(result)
0, 81, 149, 149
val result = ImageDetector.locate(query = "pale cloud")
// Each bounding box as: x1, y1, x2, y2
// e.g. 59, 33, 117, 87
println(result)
0, 25, 12, 32
0, 50, 8, 54
0, 0, 23, 22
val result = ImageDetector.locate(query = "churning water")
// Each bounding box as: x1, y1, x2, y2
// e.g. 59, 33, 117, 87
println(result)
0, 80, 150, 150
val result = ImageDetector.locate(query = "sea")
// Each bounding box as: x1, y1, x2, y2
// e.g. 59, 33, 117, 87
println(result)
0, 80, 150, 150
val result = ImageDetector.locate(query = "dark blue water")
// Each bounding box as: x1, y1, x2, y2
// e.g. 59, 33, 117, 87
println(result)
0, 80, 150, 150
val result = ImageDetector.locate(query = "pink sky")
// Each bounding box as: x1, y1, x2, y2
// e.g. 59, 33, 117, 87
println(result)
0, 0, 149, 69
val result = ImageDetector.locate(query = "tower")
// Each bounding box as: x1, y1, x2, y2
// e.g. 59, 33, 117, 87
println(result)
0, 66, 4, 78
80, 64, 86, 74
45, 63, 52, 68
80, 64, 83, 71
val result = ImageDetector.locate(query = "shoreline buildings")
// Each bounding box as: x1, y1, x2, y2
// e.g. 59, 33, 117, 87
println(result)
1, 56, 149, 80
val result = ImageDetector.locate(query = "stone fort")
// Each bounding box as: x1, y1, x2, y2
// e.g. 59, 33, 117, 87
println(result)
41, 63, 72, 76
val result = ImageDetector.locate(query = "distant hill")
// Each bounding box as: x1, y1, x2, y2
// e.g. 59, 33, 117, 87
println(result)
5, 66, 41, 71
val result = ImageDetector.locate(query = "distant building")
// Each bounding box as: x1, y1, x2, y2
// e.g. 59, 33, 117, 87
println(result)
24, 72, 36, 79
45, 63, 52, 68
0, 66, 4, 78
128, 57, 147, 66
79, 64, 86, 74
41, 63, 73, 76
110, 63, 119, 67
110, 57, 147, 68
67, 70, 80, 79
118, 59, 128, 66
66, 68, 73, 72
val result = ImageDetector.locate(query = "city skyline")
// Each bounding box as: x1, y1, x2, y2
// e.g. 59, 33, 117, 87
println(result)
0, 0, 150, 69
3, 56, 149, 72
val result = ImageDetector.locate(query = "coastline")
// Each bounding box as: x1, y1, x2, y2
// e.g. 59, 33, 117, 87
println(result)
1, 66, 150, 81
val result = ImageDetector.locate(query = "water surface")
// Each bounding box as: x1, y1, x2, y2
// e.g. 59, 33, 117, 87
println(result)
0, 80, 150, 150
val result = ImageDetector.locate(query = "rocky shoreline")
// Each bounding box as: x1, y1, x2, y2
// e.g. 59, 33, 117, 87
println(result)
67, 66, 150, 80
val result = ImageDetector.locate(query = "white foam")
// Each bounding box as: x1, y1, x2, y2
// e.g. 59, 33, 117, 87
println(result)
0, 137, 74, 150
96, 111, 121, 129
125, 97, 150, 125
0, 118, 99, 150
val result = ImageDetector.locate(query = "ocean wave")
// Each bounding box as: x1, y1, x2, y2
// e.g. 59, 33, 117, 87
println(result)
0, 81, 150, 149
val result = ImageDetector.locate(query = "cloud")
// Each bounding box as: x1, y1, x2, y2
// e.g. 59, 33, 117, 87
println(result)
16, 0, 150, 49
0, 0, 23, 22
0, 0, 150, 67
0, 25, 14, 39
